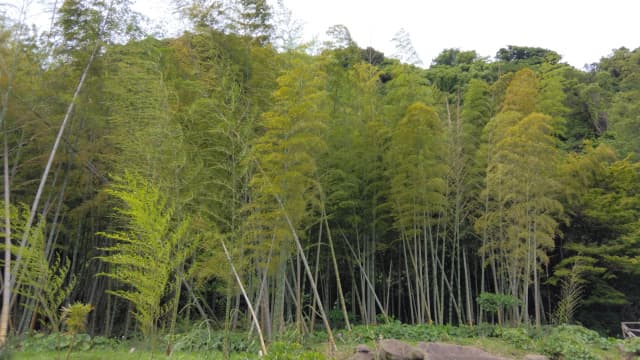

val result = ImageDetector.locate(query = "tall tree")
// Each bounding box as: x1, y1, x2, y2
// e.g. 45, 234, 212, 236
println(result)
248, 53, 327, 337
478, 68, 564, 325
387, 102, 447, 324
98, 172, 197, 337
391, 28, 422, 66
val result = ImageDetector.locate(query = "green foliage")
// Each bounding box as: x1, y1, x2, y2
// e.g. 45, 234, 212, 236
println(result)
559, 143, 640, 331
485, 324, 613, 359
8, 4, 640, 344
4, 202, 76, 333
476, 292, 521, 315
64, 322, 93, 360
247, 53, 327, 274
388, 102, 447, 234
495, 46, 561, 69
98, 172, 199, 337
501, 68, 539, 114
383, 63, 435, 125
622, 337, 640, 354
346, 321, 500, 344
0, 346, 11, 360
493, 327, 535, 351
538, 325, 610, 360
264, 342, 324, 360
550, 260, 584, 325
16, 333, 108, 352
428, 49, 488, 93
169, 326, 258, 353
61, 303, 93, 334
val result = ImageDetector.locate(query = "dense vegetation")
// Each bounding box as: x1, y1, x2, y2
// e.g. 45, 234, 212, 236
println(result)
2, 0, 640, 356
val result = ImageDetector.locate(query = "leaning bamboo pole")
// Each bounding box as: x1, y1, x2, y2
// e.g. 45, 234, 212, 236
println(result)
220, 239, 268, 356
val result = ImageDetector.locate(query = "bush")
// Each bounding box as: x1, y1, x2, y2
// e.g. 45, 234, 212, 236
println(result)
15, 332, 109, 352
264, 341, 324, 360
0, 346, 12, 360
347, 321, 457, 343
538, 325, 612, 360
170, 326, 258, 353
494, 327, 535, 351
622, 337, 640, 355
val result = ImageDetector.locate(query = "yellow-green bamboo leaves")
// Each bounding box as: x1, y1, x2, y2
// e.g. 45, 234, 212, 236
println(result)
98, 172, 198, 337
478, 68, 564, 325
248, 54, 327, 255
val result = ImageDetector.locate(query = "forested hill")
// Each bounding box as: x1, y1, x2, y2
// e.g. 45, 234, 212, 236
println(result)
1, 0, 640, 345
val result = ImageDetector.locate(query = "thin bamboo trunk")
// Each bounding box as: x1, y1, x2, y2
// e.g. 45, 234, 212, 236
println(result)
322, 206, 351, 332
11, 0, 116, 294
343, 233, 389, 323
308, 222, 322, 332
0, 0, 29, 342
0, 134, 12, 346
463, 248, 473, 325
220, 239, 267, 356
533, 219, 541, 327
262, 182, 337, 353
295, 251, 302, 335
402, 236, 416, 324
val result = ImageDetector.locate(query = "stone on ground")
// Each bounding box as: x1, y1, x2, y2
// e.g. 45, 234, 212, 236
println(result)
417, 342, 510, 360
378, 339, 425, 360
346, 344, 374, 360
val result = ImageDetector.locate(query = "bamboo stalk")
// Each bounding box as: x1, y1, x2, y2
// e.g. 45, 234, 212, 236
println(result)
322, 204, 351, 332
342, 232, 389, 323
220, 239, 268, 356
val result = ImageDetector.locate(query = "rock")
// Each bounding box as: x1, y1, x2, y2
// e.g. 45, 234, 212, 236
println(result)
346, 344, 374, 360
522, 356, 549, 360
417, 342, 510, 360
378, 339, 425, 360
347, 352, 374, 360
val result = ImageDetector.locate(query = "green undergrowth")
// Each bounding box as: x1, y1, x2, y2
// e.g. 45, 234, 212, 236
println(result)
8, 323, 635, 360
340, 322, 624, 360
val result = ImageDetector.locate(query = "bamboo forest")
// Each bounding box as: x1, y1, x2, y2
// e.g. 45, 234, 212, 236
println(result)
2, 0, 640, 359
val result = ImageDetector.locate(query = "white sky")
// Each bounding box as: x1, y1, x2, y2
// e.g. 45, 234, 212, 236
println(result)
278, 0, 640, 69
12, 0, 640, 69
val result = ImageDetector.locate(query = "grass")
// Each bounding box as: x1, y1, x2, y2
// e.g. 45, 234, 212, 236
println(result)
12, 350, 258, 359
7, 323, 634, 360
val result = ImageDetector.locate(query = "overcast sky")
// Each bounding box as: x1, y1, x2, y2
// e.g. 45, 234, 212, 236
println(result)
277, 0, 640, 69
14, 0, 640, 69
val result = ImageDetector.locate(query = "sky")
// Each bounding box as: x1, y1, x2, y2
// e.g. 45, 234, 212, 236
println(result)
277, 0, 640, 69
12, 0, 640, 69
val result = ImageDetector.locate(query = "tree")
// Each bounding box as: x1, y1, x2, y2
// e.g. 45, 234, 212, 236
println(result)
248, 53, 328, 338
5, 0, 138, 339
383, 63, 435, 125
478, 69, 564, 325
324, 24, 355, 49
391, 28, 422, 66
558, 143, 640, 333
0, 8, 29, 346
496, 46, 561, 66
98, 172, 197, 337
433, 49, 479, 67
269, 0, 304, 52
387, 102, 447, 324
320, 61, 391, 325
236, 0, 272, 44
608, 90, 640, 158
427, 49, 488, 94
501, 68, 539, 114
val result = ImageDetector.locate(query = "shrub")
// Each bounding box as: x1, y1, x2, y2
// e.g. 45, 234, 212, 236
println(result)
170, 327, 258, 353
264, 341, 324, 360
538, 325, 612, 360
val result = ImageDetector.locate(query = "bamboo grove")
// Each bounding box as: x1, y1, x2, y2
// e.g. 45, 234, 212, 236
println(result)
2, 0, 640, 347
